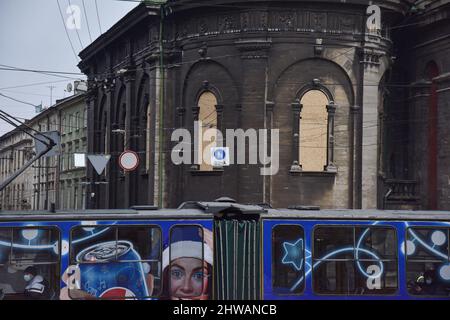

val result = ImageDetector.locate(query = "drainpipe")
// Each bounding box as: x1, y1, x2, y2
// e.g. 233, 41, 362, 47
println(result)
158, 4, 165, 208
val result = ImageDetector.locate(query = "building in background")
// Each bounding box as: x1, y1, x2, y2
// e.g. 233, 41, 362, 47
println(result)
3, 1, 450, 211
0, 83, 87, 210
79, 0, 417, 210
79, 0, 450, 210
0, 126, 34, 210
59, 91, 88, 210
385, 0, 450, 210
29, 105, 61, 211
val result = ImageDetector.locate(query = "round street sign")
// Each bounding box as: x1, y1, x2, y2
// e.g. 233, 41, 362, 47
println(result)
119, 150, 140, 171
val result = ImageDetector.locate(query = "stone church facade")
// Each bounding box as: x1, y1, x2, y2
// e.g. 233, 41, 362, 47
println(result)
78, 0, 450, 210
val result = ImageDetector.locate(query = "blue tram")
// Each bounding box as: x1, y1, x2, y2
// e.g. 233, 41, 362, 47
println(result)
0, 200, 448, 300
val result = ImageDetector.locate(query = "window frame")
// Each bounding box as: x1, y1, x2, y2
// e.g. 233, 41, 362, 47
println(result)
168, 224, 207, 299
69, 224, 163, 299
290, 82, 338, 175
189, 86, 225, 175
196, 90, 219, 172
271, 224, 306, 296
0, 226, 61, 298
405, 226, 450, 298
311, 224, 399, 297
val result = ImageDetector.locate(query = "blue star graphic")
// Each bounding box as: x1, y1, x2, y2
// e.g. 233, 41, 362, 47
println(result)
281, 238, 304, 271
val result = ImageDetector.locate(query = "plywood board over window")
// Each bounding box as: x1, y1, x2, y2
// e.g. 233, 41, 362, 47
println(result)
300, 90, 328, 172
198, 91, 218, 171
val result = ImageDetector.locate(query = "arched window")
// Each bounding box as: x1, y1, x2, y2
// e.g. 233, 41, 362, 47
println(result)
300, 90, 328, 171
197, 91, 218, 171
291, 87, 337, 173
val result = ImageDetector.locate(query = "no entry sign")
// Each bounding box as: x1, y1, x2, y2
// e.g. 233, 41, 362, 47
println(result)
119, 150, 140, 171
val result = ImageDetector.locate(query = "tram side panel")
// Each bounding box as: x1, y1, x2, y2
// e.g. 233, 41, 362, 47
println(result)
0, 219, 213, 300
262, 219, 450, 300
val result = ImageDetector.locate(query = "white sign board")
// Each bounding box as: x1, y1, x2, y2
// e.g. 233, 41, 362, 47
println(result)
74, 153, 86, 167
211, 147, 230, 167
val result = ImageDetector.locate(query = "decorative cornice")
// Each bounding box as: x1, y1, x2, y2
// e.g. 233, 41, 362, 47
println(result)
359, 48, 385, 68
234, 38, 272, 59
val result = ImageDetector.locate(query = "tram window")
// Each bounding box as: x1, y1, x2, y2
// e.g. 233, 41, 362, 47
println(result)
406, 228, 450, 297
356, 227, 397, 259
313, 226, 398, 295
11, 228, 59, 263
0, 227, 60, 300
272, 225, 305, 295
168, 225, 211, 300
71, 226, 115, 263
117, 227, 161, 261
69, 225, 162, 299
314, 226, 354, 260
0, 229, 12, 265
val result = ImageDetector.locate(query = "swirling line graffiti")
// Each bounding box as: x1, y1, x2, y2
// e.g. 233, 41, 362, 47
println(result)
283, 222, 385, 292
404, 222, 450, 282
0, 222, 115, 256
282, 222, 450, 293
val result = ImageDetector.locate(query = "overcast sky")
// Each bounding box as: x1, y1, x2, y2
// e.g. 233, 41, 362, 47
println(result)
0, 0, 138, 135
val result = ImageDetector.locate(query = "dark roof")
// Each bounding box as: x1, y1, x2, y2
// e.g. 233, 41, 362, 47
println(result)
264, 209, 450, 221
0, 209, 213, 221
78, 3, 160, 68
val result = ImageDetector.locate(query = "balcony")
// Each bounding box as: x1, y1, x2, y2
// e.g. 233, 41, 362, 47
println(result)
382, 179, 420, 210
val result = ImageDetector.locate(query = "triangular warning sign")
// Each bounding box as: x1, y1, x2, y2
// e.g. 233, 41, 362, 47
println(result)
87, 155, 111, 175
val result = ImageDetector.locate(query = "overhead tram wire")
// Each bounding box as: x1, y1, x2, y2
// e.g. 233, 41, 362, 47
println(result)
0, 79, 74, 91
0, 48, 429, 90
95, 0, 102, 35
0, 66, 423, 88
0, 109, 55, 146
0, 64, 84, 77
0, 64, 81, 80
0, 93, 39, 108
0, 89, 63, 99
0, 113, 51, 147
56, 0, 80, 63
82, 0, 93, 43
0, 110, 57, 194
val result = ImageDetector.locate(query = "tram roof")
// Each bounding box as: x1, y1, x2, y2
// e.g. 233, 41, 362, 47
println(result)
0, 205, 449, 222
264, 209, 450, 221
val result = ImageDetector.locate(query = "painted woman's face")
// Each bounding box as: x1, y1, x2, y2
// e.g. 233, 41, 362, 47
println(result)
170, 257, 209, 300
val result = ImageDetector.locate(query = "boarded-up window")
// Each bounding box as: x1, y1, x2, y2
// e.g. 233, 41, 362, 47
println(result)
198, 92, 217, 171
300, 90, 328, 172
